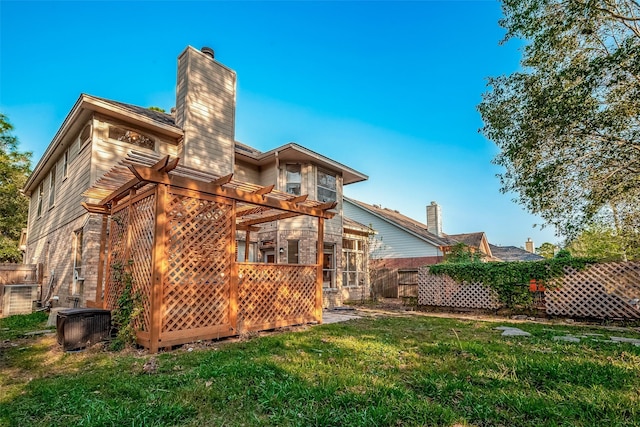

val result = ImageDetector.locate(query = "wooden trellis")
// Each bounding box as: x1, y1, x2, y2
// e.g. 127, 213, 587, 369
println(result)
83, 152, 335, 352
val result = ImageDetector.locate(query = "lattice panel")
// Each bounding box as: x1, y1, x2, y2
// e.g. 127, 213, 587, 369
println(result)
162, 193, 234, 333
417, 267, 501, 309
104, 207, 130, 311
238, 264, 316, 330
128, 194, 155, 332
546, 262, 640, 319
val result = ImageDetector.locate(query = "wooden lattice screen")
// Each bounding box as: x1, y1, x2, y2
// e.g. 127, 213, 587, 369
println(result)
417, 267, 501, 309
238, 263, 317, 332
545, 262, 640, 319
161, 190, 234, 340
418, 263, 640, 319
99, 181, 325, 352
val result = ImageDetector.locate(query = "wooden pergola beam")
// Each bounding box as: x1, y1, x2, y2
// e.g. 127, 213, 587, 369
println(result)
82, 202, 111, 215
237, 211, 301, 228
235, 224, 262, 232
286, 194, 308, 204
127, 165, 337, 219
253, 184, 274, 196
100, 155, 175, 206
211, 173, 233, 186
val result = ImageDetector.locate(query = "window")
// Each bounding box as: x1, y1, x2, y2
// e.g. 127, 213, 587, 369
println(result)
72, 229, 84, 295
236, 241, 257, 262
285, 164, 301, 195
108, 126, 155, 150
317, 169, 336, 202
287, 240, 299, 264
323, 243, 336, 288
36, 183, 44, 217
342, 238, 365, 287
62, 150, 68, 178
48, 166, 56, 207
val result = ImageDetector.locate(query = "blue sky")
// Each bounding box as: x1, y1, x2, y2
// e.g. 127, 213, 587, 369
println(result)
0, 0, 559, 248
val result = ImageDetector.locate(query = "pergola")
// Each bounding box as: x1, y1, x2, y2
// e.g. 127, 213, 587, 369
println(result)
83, 151, 336, 352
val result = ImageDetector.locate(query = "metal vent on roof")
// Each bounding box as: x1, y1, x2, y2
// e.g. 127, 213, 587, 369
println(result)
201, 47, 215, 59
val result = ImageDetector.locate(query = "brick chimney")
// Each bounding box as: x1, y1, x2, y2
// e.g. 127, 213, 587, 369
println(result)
426, 201, 442, 237
175, 46, 237, 175
525, 237, 535, 253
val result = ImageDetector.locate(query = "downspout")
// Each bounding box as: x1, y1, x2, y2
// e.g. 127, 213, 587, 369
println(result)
274, 150, 280, 263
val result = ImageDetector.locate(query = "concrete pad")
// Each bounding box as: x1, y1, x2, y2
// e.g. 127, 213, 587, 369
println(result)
494, 326, 531, 337
322, 310, 360, 324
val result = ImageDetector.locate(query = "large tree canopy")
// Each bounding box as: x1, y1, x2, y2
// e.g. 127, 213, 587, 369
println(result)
478, 0, 640, 243
0, 114, 32, 262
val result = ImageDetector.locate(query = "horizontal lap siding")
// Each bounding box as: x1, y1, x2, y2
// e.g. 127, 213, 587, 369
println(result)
343, 201, 441, 259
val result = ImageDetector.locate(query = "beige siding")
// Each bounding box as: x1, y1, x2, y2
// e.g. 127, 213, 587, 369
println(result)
176, 46, 236, 176
91, 116, 179, 185
234, 160, 260, 184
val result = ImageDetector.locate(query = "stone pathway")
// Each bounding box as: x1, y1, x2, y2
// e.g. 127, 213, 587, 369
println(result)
494, 325, 640, 346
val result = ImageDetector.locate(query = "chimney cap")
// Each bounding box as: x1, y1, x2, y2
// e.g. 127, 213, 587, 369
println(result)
201, 46, 215, 59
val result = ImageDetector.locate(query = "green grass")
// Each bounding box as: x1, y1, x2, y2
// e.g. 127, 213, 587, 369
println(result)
1, 314, 639, 426
0, 311, 49, 340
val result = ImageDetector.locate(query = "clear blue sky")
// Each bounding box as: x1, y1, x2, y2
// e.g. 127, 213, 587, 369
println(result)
0, 0, 559, 248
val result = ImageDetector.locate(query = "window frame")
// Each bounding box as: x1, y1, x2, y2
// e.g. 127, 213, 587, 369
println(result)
48, 165, 56, 209
342, 238, 365, 288
317, 168, 337, 203
36, 182, 44, 217
285, 164, 302, 196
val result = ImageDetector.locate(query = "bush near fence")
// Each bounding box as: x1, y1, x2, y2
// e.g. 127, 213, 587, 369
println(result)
418, 262, 640, 320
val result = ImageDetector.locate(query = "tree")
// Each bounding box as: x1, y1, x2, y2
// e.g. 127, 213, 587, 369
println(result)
478, 0, 640, 243
0, 114, 32, 262
566, 221, 640, 261
443, 243, 484, 264
536, 242, 557, 259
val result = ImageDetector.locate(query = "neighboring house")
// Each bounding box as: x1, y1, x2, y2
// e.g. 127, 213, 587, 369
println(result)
22, 46, 368, 309
343, 197, 538, 297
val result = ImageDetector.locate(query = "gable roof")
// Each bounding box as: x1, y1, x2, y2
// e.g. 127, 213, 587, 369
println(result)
344, 197, 451, 247
489, 244, 545, 262
445, 232, 486, 248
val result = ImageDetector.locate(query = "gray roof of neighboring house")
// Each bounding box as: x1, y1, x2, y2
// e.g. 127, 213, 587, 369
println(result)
489, 244, 545, 262
344, 197, 452, 247
444, 232, 486, 249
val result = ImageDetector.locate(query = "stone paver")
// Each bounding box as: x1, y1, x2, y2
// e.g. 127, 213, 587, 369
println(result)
495, 326, 531, 337
322, 310, 360, 324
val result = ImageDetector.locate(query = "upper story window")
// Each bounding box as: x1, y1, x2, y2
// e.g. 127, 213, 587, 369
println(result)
48, 166, 56, 208
62, 150, 68, 178
108, 126, 155, 150
36, 182, 44, 217
285, 164, 301, 195
317, 168, 336, 203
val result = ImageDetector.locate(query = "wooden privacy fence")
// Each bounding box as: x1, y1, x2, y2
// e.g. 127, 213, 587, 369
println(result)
84, 153, 333, 352
418, 262, 640, 319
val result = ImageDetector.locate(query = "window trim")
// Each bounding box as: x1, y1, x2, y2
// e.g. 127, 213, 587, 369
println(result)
36, 182, 44, 217
48, 165, 56, 209
285, 163, 302, 196
317, 168, 337, 203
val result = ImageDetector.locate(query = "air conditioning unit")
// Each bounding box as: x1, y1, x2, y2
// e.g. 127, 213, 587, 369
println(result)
56, 308, 111, 351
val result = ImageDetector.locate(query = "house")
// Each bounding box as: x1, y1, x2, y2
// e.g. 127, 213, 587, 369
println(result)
22, 46, 369, 312
343, 197, 540, 297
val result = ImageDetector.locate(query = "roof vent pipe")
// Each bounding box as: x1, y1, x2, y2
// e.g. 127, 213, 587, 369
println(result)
201, 46, 215, 59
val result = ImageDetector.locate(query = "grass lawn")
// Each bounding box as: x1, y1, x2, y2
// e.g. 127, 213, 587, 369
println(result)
1, 310, 639, 426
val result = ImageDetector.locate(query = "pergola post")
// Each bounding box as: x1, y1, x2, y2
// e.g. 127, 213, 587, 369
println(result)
149, 183, 168, 353
315, 217, 324, 323
95, 215, 108, 308
229, 200, 239, 334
